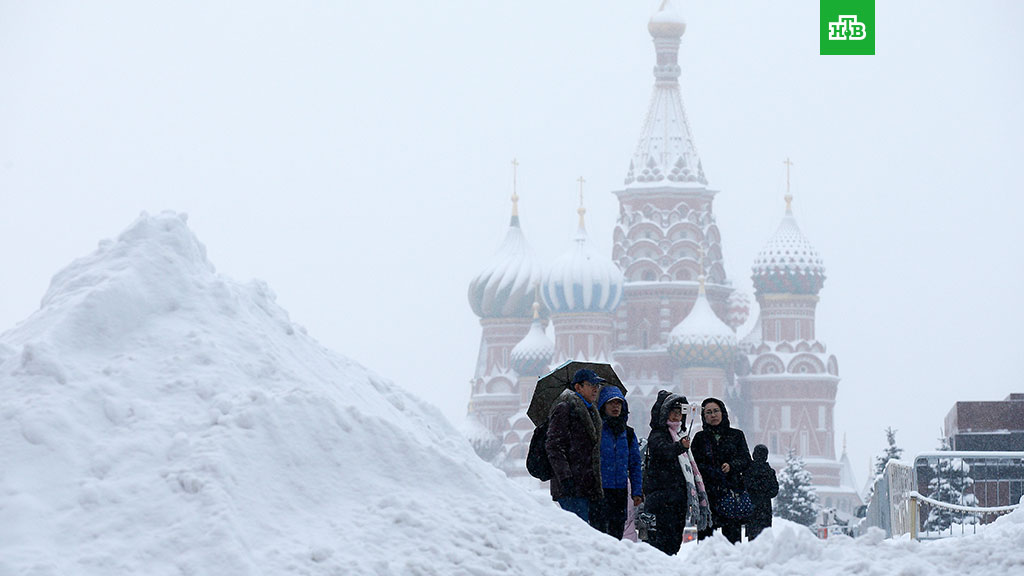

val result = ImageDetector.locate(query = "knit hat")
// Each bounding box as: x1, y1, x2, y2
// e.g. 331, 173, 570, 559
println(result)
753, 444, 769, 462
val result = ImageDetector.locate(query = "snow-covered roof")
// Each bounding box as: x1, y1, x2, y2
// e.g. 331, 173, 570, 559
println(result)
752, 197, 826, 295
542, 213, 623, 314
668, 276, 737, 367
509, 303, 554, 376
468, 209, 543, 319
623, 0, 706, 188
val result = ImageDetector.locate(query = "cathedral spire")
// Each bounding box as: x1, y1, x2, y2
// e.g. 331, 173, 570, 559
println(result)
624, 0, 706, 187
576, 176, 587, 233
783, 157, 794, 213
510, 158, 520, 226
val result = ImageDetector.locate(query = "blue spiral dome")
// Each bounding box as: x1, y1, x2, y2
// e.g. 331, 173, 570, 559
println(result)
542, 221, 623, 314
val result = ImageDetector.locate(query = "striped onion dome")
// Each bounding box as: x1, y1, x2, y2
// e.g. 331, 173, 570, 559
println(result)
510, 302, 554, 376
468, 202, 542, 319
542, 207, 623, 314
751, 196, 826, 295
668, 276, 737, 368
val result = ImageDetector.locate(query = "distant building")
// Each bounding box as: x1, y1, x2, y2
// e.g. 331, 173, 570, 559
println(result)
464, 1, 862, 514
945, 393, 1024, 452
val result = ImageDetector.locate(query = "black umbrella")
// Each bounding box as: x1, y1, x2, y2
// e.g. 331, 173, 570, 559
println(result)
527, 360, 627, 426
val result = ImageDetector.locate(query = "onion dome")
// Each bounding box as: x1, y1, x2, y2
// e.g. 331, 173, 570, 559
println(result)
468, 192, 543, 318
510, 302, 555, 376
668, 275, 737, 367
648, 0, 686, 38
462, 414, 501, 462
752, 195, 826, 295
726, 290, 751, 330
542, 196, 624, 314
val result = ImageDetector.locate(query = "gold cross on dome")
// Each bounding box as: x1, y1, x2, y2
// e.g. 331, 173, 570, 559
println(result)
511, 158, 519, 207
577, 176, 587, 227
783, 157, 794, 210
783, 157, 794, 194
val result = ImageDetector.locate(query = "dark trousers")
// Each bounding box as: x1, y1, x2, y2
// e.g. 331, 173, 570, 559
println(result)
647, 497, 687, 555
746, 522, 768, 540
590, 488, 628, 540
697, 520, 742, 543
557, 497, 591, 522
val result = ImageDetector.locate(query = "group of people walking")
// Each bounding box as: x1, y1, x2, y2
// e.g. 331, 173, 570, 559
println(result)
544, 369, 779, 554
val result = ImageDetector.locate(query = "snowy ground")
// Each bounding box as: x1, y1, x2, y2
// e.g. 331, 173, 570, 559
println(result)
2, 212, 1022, 575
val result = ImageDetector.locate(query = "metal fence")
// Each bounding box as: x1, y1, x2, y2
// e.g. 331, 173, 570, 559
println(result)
865, 452, 1024, 539
863, 459, 915, 538
911, 451, 1024, 539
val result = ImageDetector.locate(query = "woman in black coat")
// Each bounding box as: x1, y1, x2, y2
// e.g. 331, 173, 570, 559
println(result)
690, 397, 751, 543
642, 390, 690, 555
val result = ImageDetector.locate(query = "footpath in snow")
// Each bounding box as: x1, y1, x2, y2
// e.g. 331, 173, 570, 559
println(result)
1, 212, 1022, 575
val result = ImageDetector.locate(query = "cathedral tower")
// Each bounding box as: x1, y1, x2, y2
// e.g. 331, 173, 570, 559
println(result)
466, 182, 543, 445
542, 186, 623, 365
609, 0, 737, 432
737, 191, 857, 514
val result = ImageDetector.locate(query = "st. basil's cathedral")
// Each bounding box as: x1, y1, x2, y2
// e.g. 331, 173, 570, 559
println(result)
464, 3, 863, 517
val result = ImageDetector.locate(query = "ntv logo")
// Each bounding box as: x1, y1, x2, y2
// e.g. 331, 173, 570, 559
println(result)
820, 0, 874, 55
828, 15, 867, 40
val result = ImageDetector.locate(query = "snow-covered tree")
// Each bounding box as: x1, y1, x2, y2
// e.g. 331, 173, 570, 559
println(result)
775, 449, 819, 526
874, 426, 904, 476
923, 437, 977, 532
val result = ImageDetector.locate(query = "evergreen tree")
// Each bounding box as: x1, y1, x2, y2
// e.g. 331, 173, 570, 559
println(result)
923, 437, 977, 532
874, 426, 904, 476
775, 449, 819, 526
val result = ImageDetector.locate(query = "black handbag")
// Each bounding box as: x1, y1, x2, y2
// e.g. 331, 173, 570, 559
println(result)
716, 488, 753, 520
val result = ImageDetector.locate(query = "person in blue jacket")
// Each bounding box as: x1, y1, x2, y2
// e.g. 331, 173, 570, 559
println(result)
589, 385, 643, 539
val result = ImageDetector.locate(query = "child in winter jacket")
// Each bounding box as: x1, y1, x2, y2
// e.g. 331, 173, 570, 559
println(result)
744, 444, 779, 540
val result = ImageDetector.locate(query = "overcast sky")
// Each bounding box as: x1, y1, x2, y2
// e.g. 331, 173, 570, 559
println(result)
2, 0, 1022, 482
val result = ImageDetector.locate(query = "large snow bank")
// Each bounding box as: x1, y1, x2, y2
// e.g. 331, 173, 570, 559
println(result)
1, 212, 1022, 575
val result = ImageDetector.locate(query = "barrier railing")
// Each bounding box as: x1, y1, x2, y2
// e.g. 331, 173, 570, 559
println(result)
864, 452, 1024, 540
863, 459, 914, 538
908, 491, 1023, 540
910, 451, 1024, 540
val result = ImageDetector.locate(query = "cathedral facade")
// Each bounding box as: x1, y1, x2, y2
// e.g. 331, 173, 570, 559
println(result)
464, 3, 862, 517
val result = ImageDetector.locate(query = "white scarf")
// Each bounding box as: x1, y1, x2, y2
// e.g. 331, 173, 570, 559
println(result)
667, 421, 695, 488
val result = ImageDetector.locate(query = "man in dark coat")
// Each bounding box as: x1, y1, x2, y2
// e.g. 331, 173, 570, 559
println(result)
691, 397, 752, 543
545, 369, 605, 522
745, 444, 779, 540
590, 385, 643, 539
643, 390, 690, 555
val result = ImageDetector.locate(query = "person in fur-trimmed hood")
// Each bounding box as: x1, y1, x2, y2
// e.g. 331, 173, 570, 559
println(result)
545, 369, 605, 522
643, 390, 691, 555
691, 397, 752, 543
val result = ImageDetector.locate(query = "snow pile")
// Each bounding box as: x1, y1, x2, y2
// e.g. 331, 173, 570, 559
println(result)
2, 211, 1023, 575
